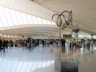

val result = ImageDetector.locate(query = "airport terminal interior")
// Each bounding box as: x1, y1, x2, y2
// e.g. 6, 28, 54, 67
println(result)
0, 0, 96, 72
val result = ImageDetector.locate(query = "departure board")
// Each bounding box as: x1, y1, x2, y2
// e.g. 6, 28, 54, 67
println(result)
63, 34, 71, 38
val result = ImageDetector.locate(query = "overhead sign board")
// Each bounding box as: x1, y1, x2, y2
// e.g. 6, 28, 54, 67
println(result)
63, 34, 71, 38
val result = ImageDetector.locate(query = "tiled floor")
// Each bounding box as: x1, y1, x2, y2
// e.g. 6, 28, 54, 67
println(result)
0, 44, 96, 72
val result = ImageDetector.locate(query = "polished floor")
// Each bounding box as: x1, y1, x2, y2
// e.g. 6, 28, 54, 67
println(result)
0, 44, 96, 72
0, 45, 56, 72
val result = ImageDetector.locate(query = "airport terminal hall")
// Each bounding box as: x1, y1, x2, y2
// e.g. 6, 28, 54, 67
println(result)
0, 0, 96, 72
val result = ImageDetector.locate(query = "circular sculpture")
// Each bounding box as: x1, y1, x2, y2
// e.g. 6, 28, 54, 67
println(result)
52, 10, 72, 30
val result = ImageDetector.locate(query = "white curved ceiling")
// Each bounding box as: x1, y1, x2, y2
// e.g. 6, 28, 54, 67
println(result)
0, 0, 95, 37
34, 0, 96, 34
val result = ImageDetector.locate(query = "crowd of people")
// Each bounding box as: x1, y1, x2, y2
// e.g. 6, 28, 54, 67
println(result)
0, 39, 14, 51
31, 39, 54, 47
0, 39, 55, 51
61, 39, 96, 54
0, 38, 96, 54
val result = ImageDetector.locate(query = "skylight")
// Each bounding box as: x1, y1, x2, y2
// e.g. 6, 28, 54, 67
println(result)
0, 5, 56, 28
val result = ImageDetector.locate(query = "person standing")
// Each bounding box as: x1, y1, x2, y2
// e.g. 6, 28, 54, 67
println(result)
82, 40, 86, 52
56, 40, 59, 48
42, 40, 44, 47
44, 40, 46, 47
77, 41, 82, 54
87, 40, 90, 51
61, 39, 66, 53
0, 39, 2, 50
74, 39, 77, 51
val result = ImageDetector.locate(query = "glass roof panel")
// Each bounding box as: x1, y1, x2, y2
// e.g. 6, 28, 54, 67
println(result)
0, 6, 8, 27
4, 7, 13, 26
21, 12, 29, 24
9, 9, 19, 25
15, 11, 23, 25
36, 17, 43, 24
42, 19, 47, 24
31, 16, 38, 24
26, 14, 34, 24
0, 5, 55, 29
0, 19, 3, 27
47, 21, 51, 24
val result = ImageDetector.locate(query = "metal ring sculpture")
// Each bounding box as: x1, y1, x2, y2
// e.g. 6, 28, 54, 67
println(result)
52, 10, 72, 30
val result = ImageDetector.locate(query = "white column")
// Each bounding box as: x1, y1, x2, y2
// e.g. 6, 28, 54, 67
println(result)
31, 36, 32, 48
59, 26, 61, 61
91, 34, 93, 53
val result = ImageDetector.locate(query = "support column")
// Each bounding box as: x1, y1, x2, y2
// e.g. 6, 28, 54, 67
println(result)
91, 34, 93, 40
53, 10, 78, 72
31, 36, 32, 48
91, 34, 93, 53
70, 11, 73, 61
59, 25, 61, 60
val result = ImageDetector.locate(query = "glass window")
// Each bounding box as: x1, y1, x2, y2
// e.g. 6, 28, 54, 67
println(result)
10, 9, 18, 25
42, 19, 47, 24
0, 6, 3, 27
0, 19, 3, 27
31, 16, 38, 24
21, 13, 28, 24
36, 17, 42, 24
26, 14, 34, 24
0, 6, 8, 27
15, 11, 23, 25
0, 6, 56, 27
47, 20, 51, 24
4, 7, 13, 26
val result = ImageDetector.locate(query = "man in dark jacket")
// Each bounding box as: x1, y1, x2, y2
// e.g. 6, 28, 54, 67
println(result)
61, 39, 66, 53
0, 39, 2, 50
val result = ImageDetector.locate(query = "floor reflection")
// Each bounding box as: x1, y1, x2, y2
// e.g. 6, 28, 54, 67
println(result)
0, 45, 55, 72
0, 44, 96, 72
